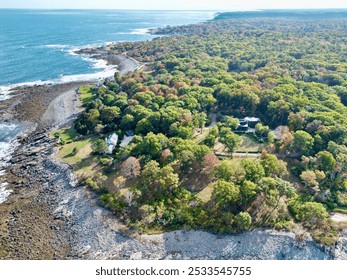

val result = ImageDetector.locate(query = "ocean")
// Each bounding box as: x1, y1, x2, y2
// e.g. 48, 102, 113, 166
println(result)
0, 9, 215, 203
0, 10, 215, 92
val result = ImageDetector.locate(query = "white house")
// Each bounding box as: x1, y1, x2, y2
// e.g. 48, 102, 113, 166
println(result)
105, 133, 118, 154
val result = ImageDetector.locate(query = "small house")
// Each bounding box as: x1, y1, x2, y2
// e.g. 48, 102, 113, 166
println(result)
237, 120, 249, 132
105, 133, 118, 154
244, 117, 261, 128
236, 117, 261, 132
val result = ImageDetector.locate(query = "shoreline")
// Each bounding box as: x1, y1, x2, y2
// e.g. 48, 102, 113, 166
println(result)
0, 52, 143, 259
0, 41, 142, 102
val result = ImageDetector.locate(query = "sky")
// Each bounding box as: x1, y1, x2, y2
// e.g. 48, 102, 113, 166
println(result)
0, 0, 347, 10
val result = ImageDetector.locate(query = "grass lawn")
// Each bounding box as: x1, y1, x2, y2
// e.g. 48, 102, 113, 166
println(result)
235, 136, 265, 153
56, 136, 99, 178
55, 133, 134, 191
79, 85, 94, 105
51, 127, 78, 144
214, 136, 264, 154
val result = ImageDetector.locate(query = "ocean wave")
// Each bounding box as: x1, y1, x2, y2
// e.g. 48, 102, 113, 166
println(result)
0, 122, 29, 204
45, 44, 71, 49
0, 123, 19, 204
57, 66, 117, 83
82, 57, 109, 69
116, 28, 152, 35
0, 66, 116, 95
66, 47, 110, 69
0, 183, 13, 204
0, 42, 120, 98
0, 81, 44, 100
32, 11, 86, 16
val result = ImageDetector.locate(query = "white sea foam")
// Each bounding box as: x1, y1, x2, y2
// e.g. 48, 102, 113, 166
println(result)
0, 66, 116, 99
0, 80, 44, 100
0, 123, 20, 166
45, 44, 72, 49
0, 183, 13, 204
0, 123, 21, 204
116, 28, 152, 35
131, 28, 151, 35
0, 42, 118, 99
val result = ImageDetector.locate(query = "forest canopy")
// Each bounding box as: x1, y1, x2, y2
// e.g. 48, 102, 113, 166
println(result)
66, 14, 347, 244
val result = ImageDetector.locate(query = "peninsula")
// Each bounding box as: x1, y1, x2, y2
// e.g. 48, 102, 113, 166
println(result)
1, 10, 347, 260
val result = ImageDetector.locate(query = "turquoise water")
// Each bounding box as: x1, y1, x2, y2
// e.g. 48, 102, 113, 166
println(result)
0, 9, 215, 88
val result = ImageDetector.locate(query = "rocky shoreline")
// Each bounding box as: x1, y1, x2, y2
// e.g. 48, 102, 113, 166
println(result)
4, 129, 346, 259
0, 52, 347, 260
74, 47, 142, 76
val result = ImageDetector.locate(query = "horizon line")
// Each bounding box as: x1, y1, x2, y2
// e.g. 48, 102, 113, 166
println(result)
1, 7, 347, 11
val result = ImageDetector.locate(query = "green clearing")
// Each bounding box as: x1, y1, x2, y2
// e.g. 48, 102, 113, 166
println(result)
56, 136, 99, 178
235, 136, 264, 153
214, 135, 264, 154
79, 85, 94, 105
51, 127, 78, 144
55, 132, 131, 191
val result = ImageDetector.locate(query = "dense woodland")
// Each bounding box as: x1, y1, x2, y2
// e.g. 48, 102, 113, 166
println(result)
67, 15, 347, 244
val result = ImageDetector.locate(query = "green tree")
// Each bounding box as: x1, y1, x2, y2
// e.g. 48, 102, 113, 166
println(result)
255, 123, 270, 138
194, 112, 207, 133
120, 114, 136, 131
86, 109, 100, 129
138, 161, 179, 202
135, 118, 155, 135
225, 116, 239, 130
240, 180, 258, 207
234, 212, 252, 231
136, 133, 168, 159
100, 106, 121, 124
93, 139, 108, 155
297, 202, 329, 228
261, 152, 288, 178
213, 160, 245, 183
220, 131, 241, 153
212, 180, 240, 210
114, 72, 122, 83
204, 126, 219, 147
292, 130, 314, 155
300, 170, 318, 188
316, 150, 336, 173
241, 159, 265, 183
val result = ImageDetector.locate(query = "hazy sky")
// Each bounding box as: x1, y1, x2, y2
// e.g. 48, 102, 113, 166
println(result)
0, 0, 347, 10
